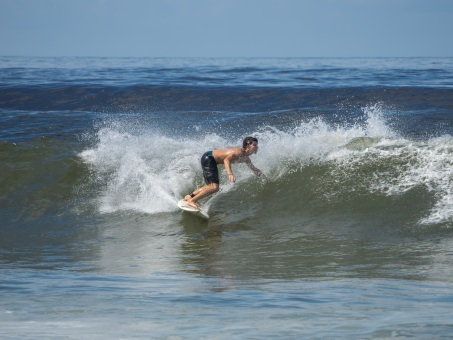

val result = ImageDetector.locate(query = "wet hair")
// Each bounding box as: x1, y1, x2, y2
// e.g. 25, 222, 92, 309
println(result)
243, 136, 258, 149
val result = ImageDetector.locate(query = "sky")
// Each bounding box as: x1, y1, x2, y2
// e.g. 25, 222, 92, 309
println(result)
1, 0, 452, 58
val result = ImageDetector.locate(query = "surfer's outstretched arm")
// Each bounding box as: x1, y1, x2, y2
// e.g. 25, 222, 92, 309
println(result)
245, 157, 268, 182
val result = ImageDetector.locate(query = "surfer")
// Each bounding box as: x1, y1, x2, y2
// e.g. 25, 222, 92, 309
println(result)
184, 136, 267, 209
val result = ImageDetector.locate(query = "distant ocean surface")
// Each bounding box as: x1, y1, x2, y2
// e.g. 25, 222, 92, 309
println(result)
1, 57, 453, 339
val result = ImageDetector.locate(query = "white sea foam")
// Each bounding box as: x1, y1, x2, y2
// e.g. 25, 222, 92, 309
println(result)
325, 130, 453, 225
79, 126, 231, 214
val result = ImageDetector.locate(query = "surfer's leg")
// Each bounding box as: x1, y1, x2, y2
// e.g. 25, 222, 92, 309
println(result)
185, 183, 219, 209
184, 151, 220, 209
184, 187, 204, 203
184, 192, 197, 201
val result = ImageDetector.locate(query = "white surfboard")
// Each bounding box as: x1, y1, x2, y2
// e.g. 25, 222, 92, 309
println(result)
177, 199, 209, 219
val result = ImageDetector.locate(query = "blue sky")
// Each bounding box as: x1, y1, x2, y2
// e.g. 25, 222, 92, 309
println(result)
1, 0, 452, 57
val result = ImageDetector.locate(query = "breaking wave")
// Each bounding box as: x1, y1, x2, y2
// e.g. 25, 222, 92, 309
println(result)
79, 105, 453, 229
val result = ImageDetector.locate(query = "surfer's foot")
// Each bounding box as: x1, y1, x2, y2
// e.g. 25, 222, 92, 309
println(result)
186, 201, 200, 210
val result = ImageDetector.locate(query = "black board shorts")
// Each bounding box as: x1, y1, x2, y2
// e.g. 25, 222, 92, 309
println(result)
201, 151, 219, 185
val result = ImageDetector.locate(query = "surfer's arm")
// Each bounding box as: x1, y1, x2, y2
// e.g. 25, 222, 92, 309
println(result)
245, 157, 268, 182
223, 155, 236, 182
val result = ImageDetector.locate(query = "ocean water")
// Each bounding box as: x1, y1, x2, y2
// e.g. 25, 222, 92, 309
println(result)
1, 56, 453, 339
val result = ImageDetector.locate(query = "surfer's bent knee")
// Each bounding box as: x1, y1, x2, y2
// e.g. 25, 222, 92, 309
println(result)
208, 183, 219, 193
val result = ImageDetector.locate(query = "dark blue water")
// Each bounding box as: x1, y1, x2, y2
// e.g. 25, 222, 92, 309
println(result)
1, 57, 453, 339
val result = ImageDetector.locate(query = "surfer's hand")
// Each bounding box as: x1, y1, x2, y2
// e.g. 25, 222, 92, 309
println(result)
228, 173, 235, 182
259, 173, 269, 183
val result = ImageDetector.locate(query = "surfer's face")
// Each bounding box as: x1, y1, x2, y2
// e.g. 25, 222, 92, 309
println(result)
247, 142, 258, 154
